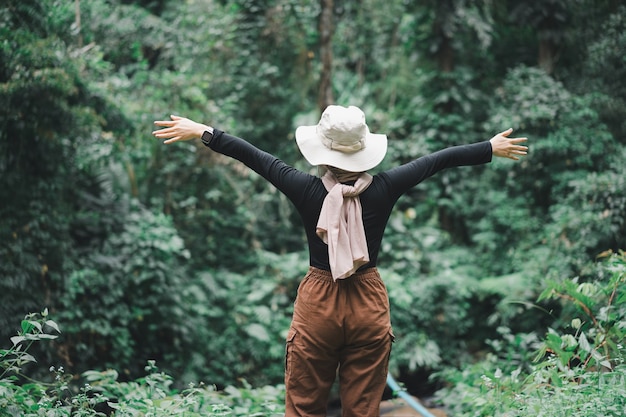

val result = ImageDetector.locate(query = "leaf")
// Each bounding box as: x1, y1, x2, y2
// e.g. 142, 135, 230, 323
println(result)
545, 331, 562, 350
578, 332, 591, 353
549, 369, 562, 387
45, 320, 61, 334
26, 320, 43, 333
590, 349, 605, 362
537, 286, 556, 302
245, 323, 270, 342
159, 400, 172, 408
107, 402, 121, 410
21, 320, 33, 334
37, 334, 59, 340
561, 334, 577, 351
17, 353, 37, 364
10, 336, 25, 346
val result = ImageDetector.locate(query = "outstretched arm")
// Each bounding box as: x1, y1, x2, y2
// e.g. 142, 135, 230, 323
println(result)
152, 114, 317, 203
152, 115, 212, 144
489, 128, 528, 160
382, 128, 528, 198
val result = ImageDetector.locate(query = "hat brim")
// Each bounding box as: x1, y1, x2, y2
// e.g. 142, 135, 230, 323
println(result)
295, 125, 388, 172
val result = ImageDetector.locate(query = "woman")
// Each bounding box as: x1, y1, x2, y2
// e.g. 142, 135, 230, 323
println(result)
153, 105, 528, 417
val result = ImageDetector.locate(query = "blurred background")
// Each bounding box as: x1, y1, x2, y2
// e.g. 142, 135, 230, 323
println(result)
1, 0, 624, 410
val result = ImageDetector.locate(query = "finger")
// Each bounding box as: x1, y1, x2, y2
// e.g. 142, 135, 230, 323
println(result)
508, 137, 528, 143
170, 115, 183, 120
512, 148, 528, 157
498, 128, 513, 137
152, 128, 174, 137
164, 136, 182, 144
154, 120, 176, 127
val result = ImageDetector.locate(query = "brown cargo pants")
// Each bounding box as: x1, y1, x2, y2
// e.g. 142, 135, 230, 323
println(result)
285, 267, 394, 417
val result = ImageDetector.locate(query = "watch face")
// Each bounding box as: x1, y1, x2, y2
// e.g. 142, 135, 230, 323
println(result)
202, 131, 213, 146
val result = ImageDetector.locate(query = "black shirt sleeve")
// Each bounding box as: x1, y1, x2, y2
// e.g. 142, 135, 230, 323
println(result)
205, 129, 318, 208
381, 141, 493, 200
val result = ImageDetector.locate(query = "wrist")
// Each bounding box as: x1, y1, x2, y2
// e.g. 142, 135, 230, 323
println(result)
196, 124, 212, 138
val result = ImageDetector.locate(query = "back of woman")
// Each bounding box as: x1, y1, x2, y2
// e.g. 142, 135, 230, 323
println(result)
153, 105, 528, 417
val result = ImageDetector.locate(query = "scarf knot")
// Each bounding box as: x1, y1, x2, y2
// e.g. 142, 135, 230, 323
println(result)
316, 171, 373, 280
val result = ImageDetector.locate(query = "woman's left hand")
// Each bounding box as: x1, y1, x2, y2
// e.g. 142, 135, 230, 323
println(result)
489, 128, 528, 160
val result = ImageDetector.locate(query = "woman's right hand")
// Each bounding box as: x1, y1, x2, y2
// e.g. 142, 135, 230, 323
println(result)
152, 115, 213, 144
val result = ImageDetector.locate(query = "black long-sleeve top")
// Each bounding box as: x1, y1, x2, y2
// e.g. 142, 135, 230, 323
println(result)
205, 129, 492, 272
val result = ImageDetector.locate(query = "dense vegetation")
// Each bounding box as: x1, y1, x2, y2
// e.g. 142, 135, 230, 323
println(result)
1, 0, 624, 415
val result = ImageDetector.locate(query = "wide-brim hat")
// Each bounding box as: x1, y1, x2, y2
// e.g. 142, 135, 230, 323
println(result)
295, 105, 388, 172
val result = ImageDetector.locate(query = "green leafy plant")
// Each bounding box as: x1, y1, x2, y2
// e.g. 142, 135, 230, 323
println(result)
535, 250, 626, 372
434, 250, 626, 417
3, 0, 626, 402
0, 311, 285, 417
0, 309, 61, 380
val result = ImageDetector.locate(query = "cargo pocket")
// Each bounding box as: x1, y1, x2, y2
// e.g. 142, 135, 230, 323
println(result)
388, 327, 396, 343
285, 328, 297, 378
382, 328, 395, 377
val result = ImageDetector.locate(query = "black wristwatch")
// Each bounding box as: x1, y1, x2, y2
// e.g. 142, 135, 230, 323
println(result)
201, 130, 214, 147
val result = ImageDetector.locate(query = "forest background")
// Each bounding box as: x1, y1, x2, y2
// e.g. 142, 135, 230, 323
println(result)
1, 0, 625, 415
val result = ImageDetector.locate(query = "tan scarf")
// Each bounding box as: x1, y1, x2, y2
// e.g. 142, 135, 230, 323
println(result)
316, 170, 373, 280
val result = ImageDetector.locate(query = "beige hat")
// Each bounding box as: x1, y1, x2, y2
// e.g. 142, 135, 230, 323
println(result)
295, 105, 388, 172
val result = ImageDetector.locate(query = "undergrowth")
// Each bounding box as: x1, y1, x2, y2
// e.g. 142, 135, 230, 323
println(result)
0, 310, 284, 416
434, 250, 626, 416
2, 250, 624, 416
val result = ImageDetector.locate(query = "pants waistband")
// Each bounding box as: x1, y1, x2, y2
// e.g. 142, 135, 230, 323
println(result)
306, 266, 381, 283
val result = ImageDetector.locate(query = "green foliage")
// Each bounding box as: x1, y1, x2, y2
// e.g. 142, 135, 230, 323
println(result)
438, 359, 626, 417
484, 65, 616, 201
536, 251, 626, 371
2, 0, 626, 404
0, 0, 103, 345
56, 201, 192, 377
0, 312, 285, 416
570, 4, 626, 139
434, 251, 626, 416
546, 158, 626, 274
0, 309, 61, 381
383, 219, 520, 373
468, 65, 621, 276
190, 0, 311, 146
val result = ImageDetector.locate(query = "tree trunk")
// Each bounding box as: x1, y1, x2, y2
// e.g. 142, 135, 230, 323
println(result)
538, 38, 556, 74
437, 32, 454, 74
318, 0, 334, 113
537, 11, 559, 74
433, 3, 463, 240
75, 0, 82, 47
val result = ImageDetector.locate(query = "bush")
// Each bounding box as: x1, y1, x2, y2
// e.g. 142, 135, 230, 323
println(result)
434, 250, 626, 416
0, 310, 286, 417
55, 201, 193, 380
